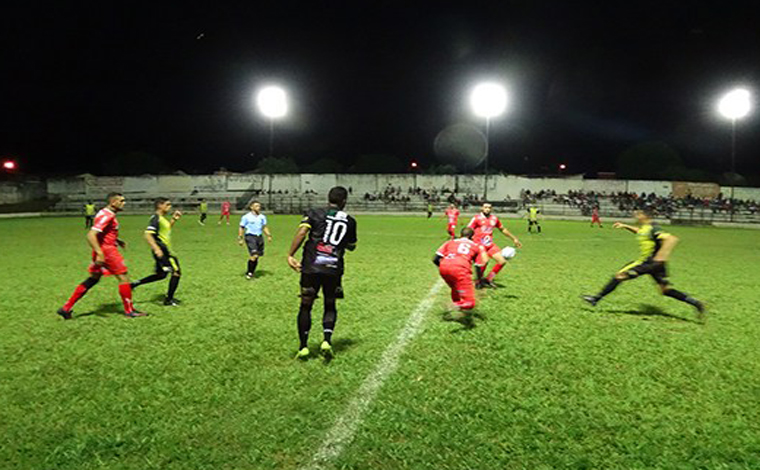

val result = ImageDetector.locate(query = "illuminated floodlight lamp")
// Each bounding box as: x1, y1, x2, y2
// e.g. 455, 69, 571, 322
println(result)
256, 86, 288, 119
2, 160, 17, 171
470, 82, 508, 119
718, 88, 751, 120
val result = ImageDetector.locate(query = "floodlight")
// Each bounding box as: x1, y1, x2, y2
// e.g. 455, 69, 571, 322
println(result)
2, 160, 16, 171
470, 83, 508, 119
718, 88, 751, 120
256, 86, 288, 119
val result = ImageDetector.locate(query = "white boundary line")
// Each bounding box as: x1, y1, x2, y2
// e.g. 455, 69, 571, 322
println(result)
301, 279, 445, 470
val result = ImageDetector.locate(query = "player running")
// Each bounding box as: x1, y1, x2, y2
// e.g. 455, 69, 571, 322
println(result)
198, 199, 208, 225
58, 193, 146, 319
582, 209, 705, 319
526, 205, 541, 234
444, 203, 460, 238
218, 200, 231, 225
130, 197, 183, 306
83, 201, 95, 229
468, 202, 522, 288
591, 205, 603, 228
434, 227, 488, 312
287, 186, 357, 360
238, 201, 272, 280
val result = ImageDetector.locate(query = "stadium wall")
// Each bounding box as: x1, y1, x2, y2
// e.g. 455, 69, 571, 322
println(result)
41, 174, 760, 201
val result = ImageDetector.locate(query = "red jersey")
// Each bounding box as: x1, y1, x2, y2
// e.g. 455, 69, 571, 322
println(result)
436, 238, 484, 270
467, 213, 503, 247
91, 208, 120, 247
592, 207, 599, 217
445, 208, 460, 225
221, 201, 231, 213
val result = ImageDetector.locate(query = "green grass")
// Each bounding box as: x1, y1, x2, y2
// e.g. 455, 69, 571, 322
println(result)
1, 214, 760, 469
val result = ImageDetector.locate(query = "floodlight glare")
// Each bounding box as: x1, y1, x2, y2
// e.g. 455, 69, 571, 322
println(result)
470, 82, 508, 119
718, 88, 751, 120
256, 86, 288, 119
2, 160, 16, 171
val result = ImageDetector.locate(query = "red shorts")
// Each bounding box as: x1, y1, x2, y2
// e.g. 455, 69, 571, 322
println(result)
88, 246, 128, 276
476, 244, 501, 265
447, 223, 456, 234
592, 215, 601, 222
439, 263, 476, 310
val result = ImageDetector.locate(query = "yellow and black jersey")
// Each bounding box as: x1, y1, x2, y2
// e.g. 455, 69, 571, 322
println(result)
146, 213, 172, 252
84, 204, 96, 216
299, 207, 357, 276
636, 223, 670, 262
528, 207, 539, 221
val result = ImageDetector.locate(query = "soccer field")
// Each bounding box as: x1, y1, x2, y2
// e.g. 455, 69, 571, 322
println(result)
2, 214, 760, 469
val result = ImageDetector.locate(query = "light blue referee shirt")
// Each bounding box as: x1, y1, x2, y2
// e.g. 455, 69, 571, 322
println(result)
240, 212, 267, 235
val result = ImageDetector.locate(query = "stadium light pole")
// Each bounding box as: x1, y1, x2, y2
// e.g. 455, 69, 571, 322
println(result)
256, 86, 288, 158
470, 82, 508, 200
717, 88, 751, 219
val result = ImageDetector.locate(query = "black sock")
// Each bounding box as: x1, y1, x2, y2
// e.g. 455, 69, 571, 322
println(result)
247, 260, 255, 274
537, 225, 541, 233
251, 259, 258, 274
298, 302, 313, 349
664, 289, 701, 307
475, 266, 485, 282
323, 299, 337, 344
597, 278, 621, 299
167, 275, 180, 300
134, 273, 167, 287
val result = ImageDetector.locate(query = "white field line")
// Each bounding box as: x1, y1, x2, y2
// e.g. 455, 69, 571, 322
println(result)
301, 279, 445, 470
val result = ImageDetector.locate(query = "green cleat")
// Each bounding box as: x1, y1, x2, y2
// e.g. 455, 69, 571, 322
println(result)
320, 341, 334, 359
295, 347, 310, 360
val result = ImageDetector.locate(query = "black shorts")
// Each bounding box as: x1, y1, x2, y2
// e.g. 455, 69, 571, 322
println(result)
245, 234, 265, 256
154, 251, 181, 276
300, 272, 344, 299
528, 220, 539, 225
618, 260, 669, 286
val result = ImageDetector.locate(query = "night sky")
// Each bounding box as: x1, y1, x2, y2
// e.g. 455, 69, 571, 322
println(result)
2, 1, 759, 179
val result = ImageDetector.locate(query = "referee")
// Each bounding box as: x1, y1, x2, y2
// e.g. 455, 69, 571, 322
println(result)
238, 201, 272, 280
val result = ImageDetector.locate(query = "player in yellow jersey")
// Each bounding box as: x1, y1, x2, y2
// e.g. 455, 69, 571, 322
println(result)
526, 206, 541, 234
83, 201, 96, 229
582, 209, 705, 319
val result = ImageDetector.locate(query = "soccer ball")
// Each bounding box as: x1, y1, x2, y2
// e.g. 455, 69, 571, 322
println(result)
501, 246, 517, 259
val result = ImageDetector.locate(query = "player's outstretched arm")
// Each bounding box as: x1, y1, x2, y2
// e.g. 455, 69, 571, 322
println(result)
286, 226, 309, 272
500, 227, 522, 248
613, 222, 639, 233
653, 235, 678, 262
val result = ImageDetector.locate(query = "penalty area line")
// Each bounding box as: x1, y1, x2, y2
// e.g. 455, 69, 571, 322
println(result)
301, 279, 445, 470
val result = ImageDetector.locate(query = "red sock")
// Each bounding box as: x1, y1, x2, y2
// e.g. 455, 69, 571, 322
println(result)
486, 263, 504, 281
118, 283, 135, 314
63, 284, 89, 312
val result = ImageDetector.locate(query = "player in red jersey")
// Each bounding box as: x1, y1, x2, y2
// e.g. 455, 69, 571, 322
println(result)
218, 200, 231, 225
57, 193, 146, 319
444, 203, 460, 238
434, 227, 489, 311
591, 205, 603, 228
467, 202, 522, 288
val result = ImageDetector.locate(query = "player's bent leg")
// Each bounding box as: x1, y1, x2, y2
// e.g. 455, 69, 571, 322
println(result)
59, 274, 102, 318
661, 286, 705, 315
486, 251, 507, 283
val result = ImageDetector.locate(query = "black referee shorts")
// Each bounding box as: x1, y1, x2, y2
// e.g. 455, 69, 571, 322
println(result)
154, 251, 181, 276
245, 234, 265, 256
300, 273, 344, 300
618, 260, 669, 286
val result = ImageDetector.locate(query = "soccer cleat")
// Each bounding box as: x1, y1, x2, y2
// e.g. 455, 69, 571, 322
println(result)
695, 301, 707, 322
481, 279, 497, 288
57, 307, 73, 320
581, 295, 599, 307
245, 273, 254, 280
320, 341, 334, 359
163, 298, 181, 306
125, 310, 148, 318
295, 347, 310, 360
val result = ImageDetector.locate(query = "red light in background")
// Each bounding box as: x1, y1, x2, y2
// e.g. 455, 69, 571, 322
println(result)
2, 160, 17, 171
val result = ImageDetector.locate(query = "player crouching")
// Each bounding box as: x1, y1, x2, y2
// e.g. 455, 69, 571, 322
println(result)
434, 227, 489, 314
